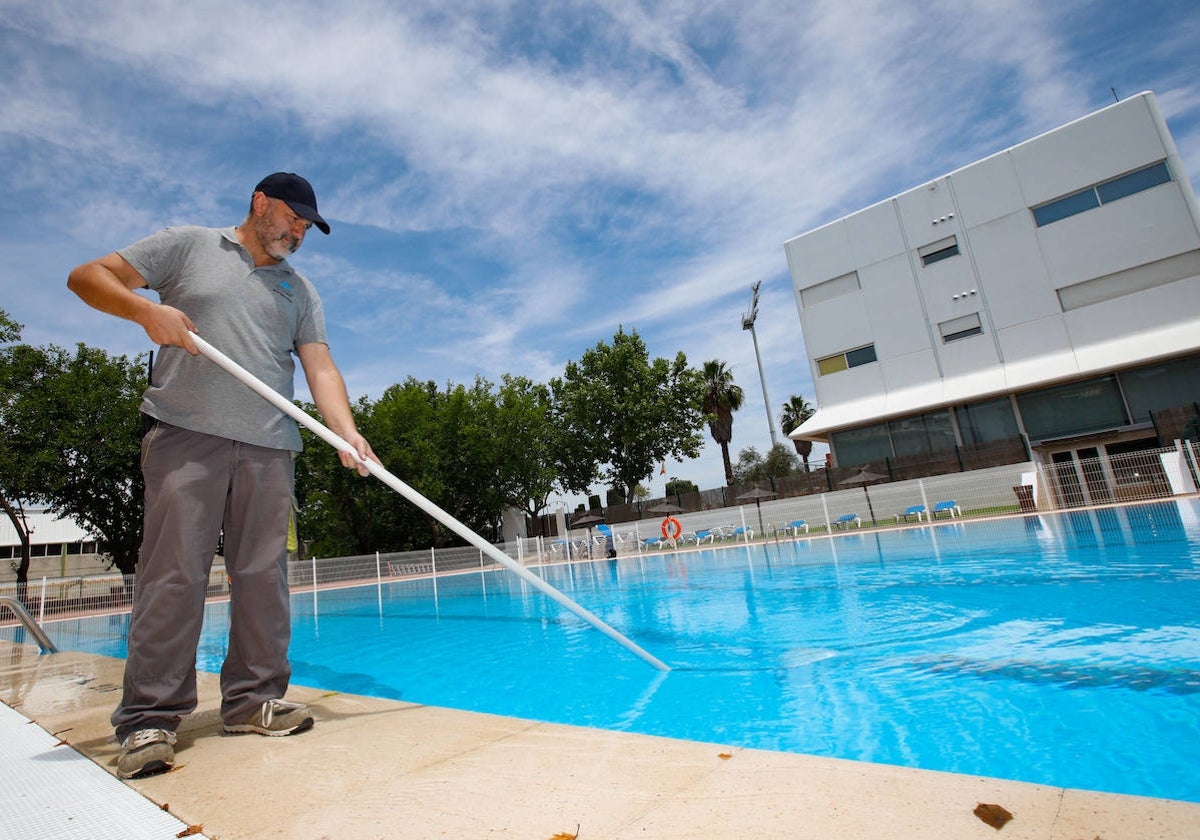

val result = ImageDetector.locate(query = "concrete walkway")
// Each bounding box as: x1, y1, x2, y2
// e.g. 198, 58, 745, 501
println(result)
3, 642, 1199, 839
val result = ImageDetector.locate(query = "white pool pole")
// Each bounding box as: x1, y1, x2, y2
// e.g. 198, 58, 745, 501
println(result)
190, 334, 668, 672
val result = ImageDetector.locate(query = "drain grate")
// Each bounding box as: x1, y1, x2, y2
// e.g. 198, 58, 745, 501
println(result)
0, 701, 206, 839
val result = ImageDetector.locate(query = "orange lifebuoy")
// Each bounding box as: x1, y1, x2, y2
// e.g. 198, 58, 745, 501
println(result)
661, 516, 682, 540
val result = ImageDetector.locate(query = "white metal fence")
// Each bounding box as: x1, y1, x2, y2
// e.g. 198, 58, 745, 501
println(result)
4, 442, 1197, 627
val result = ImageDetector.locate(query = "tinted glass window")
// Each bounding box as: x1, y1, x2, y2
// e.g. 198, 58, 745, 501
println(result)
956, 397, 1020, 445
921, 243, 960, 266
1120, 355, 1200, 421
831, 423, 892, 464
846, 344, 877, 367
890, 411, 955, 457
1032, 188, 1099, 227
1097, 161, 1171, 203
1016, 376, 1127, 440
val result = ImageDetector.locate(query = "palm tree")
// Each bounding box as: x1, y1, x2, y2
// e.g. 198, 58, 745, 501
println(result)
701, 360, 744, 485
779, 394, 816, 472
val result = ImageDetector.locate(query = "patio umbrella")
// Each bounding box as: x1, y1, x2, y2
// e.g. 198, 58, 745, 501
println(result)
838, 467, 886, 524
646, 501, 684, 514
570, 511, 605, 558
735, 485, 777, 535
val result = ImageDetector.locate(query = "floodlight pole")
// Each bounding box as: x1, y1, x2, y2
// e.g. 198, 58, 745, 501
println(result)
742, 281, 779, 448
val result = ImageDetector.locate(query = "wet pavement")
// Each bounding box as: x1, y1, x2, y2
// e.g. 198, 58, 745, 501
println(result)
3, 640, 1199, 839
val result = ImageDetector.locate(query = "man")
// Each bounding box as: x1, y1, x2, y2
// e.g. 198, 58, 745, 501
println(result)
67, 172, 376, 779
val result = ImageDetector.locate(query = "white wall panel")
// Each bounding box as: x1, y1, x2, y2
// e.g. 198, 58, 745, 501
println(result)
966, 212, 1060, 328
948, 150, 1028, 226
1036, 188, 1200, 286
1011, 95, 1168, 206
858, 255, 928, 357
846, 200, 907, 267
997, 318, 1078, 390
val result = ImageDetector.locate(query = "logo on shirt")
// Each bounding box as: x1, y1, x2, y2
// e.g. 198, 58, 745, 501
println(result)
273, 280, 296, 302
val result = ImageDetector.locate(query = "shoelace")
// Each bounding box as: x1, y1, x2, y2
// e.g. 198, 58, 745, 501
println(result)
124, 728, 177, 750
259, 699, 305, 727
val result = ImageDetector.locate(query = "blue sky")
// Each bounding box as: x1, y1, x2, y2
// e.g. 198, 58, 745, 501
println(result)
3, 1, 1199, 506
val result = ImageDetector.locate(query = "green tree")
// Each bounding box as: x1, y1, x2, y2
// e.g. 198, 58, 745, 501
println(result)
296, 376, 529, 556
732, 443, 799, 484
492, 375, 560, 536
0, 311, 147, 585
0, 311, 36, 588
295, 394, 398, 557
664, 477, 698, 496
551, 327, 707, 503
701, 359, 744, 485
779, 394, 816, 471
42, 344, 147, 575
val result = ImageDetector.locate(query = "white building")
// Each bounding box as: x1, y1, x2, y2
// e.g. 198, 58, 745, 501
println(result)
785, 91, 1200, 500
0, 508, 103, 580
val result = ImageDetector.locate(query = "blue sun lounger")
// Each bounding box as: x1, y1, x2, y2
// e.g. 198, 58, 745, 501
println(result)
932, 500, 961, 519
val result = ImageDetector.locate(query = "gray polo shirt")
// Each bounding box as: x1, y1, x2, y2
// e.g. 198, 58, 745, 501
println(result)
119, 225, 327, 451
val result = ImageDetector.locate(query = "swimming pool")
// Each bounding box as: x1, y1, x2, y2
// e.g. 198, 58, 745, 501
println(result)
17, 500, 1200, 803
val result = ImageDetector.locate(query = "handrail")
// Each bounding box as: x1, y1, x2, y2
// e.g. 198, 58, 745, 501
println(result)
0, 596, 59, 653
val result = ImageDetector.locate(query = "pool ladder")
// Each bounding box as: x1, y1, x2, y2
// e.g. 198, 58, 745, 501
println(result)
0, 596, 59, 653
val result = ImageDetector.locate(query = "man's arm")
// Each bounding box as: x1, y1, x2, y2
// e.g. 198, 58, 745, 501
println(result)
67, 253, 199, 354
297, 342, 377, 475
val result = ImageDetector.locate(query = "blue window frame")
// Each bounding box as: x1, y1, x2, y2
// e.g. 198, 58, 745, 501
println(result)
1032, 188, 1099, 226
1032, 161, 1172, 227
1096, 161, 1171, 203
845, 344, 877, 368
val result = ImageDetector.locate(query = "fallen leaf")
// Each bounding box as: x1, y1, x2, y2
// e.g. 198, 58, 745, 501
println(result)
548, 823, 579, 839
176, 825, 204, 837
974, 803, 1013, 830
161, 803, 170, 812
717, 752, 733, 760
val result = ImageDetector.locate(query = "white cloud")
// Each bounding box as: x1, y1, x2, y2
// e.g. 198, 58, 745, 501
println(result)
2, 0, 1198, 498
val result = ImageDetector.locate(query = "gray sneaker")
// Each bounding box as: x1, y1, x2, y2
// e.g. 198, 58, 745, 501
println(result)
117, 728, 177, 779
223, 699, 314, 736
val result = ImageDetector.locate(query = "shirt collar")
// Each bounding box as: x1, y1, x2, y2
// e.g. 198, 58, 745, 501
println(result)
221, 226, 296, 274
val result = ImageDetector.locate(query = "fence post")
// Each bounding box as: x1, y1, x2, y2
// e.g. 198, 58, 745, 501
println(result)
821, 493, 831, 532
38, 576, 47, 623
430, 547, 439, 605
375, 551, 383, 617
310, 556, 318, 617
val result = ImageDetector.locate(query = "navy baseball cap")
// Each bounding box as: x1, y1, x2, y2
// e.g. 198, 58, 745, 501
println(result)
254, 172, 330, 234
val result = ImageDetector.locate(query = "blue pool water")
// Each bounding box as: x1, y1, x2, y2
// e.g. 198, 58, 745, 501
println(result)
16, 500, 1200, 802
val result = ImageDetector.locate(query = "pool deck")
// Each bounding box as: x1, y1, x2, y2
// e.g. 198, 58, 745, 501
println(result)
3, 642, 1199, 839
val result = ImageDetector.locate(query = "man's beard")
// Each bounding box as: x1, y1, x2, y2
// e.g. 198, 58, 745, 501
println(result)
254, 216, 301, 260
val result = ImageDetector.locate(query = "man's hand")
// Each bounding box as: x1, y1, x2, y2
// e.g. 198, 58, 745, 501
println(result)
141, 304, 199, 354
338, 431, 378, 476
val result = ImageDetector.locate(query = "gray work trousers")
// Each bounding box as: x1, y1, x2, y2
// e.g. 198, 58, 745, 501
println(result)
112, 421, 295, 741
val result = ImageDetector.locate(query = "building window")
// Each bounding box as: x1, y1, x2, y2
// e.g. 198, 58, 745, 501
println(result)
1032, 160, 1171, 227
831, 422, 892, 465
818, 344, 877, 376
1057, 249, 1200, 311
889, 411, 956, 457
1119, 354, 1200, 423
1016, 375, 1128, 441
939, 312, 983, 343
918, 235, 960, 266
956, 397, 1020, 445
800, 271, 860, 307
